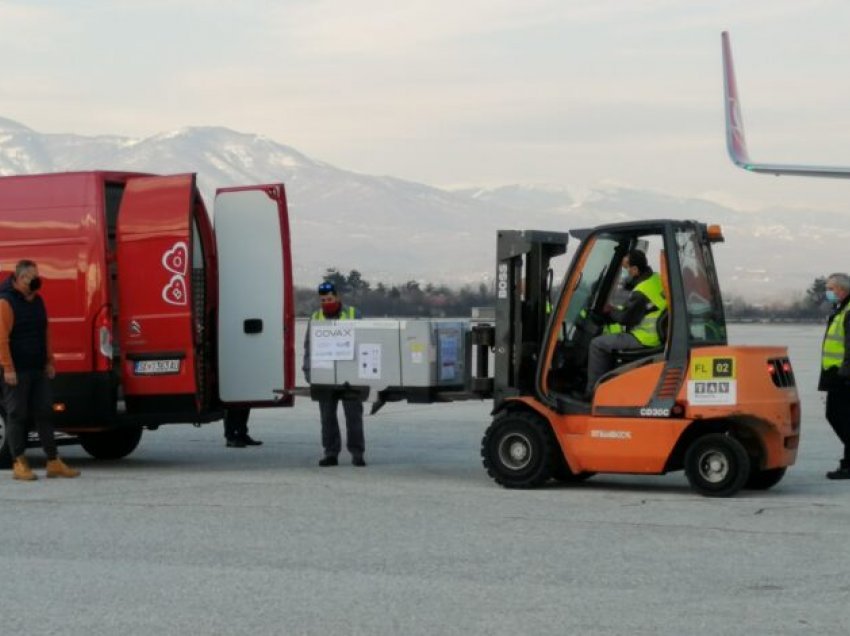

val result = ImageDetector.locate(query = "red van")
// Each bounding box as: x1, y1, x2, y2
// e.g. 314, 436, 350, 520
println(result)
0, 172, 294, 465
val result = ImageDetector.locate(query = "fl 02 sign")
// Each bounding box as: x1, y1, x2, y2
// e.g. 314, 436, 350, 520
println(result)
687, 356, 736, 406
133, 359, 181, 375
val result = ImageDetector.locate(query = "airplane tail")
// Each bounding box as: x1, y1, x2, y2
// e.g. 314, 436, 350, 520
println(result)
721, 31, 751, 168
722, 31, 850, 179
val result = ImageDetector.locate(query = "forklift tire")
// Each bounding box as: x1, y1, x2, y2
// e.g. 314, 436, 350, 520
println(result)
684, 433, 750, 497
482, 411, 556, 489
79, 427, 143, 460
745, 467, 786, 491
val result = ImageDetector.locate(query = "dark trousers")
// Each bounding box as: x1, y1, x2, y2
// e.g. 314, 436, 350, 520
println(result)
825, 390, 850, 463
586, 332, 644, 392
1, 369, 58, 459
319, 397, 364, 458
223, 408, 250, 440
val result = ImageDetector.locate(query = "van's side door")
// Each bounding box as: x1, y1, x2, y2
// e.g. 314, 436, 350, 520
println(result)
116, 174, 200, 412
215, 184, 294, 406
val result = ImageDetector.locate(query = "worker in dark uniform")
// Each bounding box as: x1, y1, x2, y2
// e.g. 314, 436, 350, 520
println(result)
819, 272, 850, 480
0, 260, 80, 480
584, 249, 667, 398
302, 281, 366, 467
223, 408, 262, 448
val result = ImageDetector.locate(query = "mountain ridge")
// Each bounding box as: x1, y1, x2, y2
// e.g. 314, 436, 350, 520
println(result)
1, 117, 845, 301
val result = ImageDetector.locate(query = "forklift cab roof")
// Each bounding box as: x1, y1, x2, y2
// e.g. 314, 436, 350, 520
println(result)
569, 219, 720, 242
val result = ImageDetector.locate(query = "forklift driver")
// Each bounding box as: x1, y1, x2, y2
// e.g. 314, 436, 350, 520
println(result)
582, 249, 667, 399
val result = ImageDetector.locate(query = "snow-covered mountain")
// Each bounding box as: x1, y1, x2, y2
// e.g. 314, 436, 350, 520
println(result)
1, 116, 846, 301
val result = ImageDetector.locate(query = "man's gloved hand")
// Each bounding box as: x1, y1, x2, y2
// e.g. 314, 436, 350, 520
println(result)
587, 309, 605, 325
589, 306, 615, 325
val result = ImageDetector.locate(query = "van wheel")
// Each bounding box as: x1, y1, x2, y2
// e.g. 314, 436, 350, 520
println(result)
482, 411, 555, 488
745, 467, 786, 490
684, 433, 750, 497
79, 427, 143, 460
0, 409, 10, 469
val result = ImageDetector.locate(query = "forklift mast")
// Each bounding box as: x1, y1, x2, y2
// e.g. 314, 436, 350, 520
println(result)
493, 230, 570, 405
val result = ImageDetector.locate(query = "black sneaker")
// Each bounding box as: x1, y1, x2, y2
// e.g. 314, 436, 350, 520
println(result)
226, 438, 246, 448
240, 435, 263, 446
352, 456, 367, 467
318, 456, 338, 467
826, 466, 850, 480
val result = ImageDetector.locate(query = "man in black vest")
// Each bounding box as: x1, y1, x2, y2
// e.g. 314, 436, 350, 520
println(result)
0, 260, 80, 480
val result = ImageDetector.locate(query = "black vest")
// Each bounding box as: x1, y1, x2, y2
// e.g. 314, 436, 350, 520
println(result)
0, 283, 48, 371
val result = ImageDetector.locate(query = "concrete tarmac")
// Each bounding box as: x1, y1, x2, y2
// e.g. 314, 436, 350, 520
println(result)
1, 394, 849, 636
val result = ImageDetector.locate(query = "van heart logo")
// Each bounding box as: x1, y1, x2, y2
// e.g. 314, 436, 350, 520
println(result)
162, 275, 188, 306
162, 241, 188, 276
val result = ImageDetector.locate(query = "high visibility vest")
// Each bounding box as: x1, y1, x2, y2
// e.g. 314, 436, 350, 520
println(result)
822, 303, 849, 370
577, 306, 622, 334
603, 321, 623, 335
312, 306, 357, 320
629, 274, 667, 347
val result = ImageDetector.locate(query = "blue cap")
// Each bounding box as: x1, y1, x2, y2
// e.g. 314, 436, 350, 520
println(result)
318, 281, 336, 294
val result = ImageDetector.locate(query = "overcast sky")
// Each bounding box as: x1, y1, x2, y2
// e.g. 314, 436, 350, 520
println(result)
4, 0, 850, 212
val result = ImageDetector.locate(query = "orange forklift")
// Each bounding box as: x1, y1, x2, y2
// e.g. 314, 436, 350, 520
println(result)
479, 221, 800, 496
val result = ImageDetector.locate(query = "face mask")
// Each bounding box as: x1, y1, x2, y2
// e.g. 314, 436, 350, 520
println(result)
620, 267, 630, 282
321, 300, 341, 317
826, 290, 839, 303
28, 276, 42, 292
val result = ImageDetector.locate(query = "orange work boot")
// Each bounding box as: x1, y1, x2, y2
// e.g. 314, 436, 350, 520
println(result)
13, 456, 37, 481
45, 458, 80, 479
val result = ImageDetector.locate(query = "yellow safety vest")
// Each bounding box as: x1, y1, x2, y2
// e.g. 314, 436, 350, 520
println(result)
604, 321, 623, 335
577, 306, 622, 334
822, 303, 849, 370
603, 304, 624, 335
629, 274, 667, 347
312, 306, 357, 320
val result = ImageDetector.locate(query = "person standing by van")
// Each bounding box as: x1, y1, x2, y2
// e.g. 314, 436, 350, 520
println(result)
223, 408, 262, 448
302, 281, 366, 467
0, 261, 80, 480
819, 272, 850, 480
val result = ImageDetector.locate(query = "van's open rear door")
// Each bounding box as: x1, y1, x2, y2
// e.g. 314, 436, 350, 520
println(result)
116, 174, 200, 412
215, 184, 294, 406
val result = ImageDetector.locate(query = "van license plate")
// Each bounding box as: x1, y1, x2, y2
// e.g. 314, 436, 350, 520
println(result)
134, 359, 181, 375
